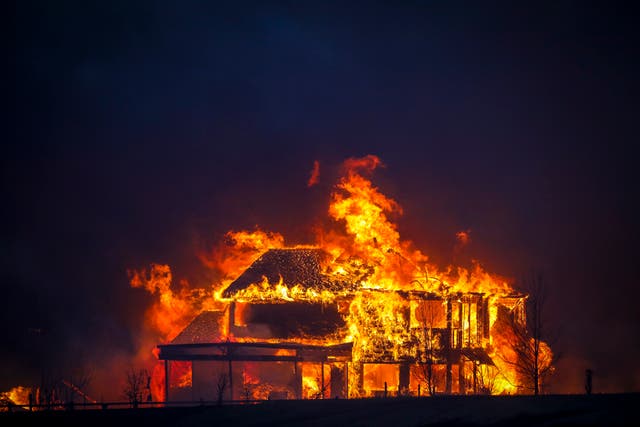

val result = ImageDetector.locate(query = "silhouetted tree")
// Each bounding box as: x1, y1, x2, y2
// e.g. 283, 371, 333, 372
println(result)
123, 368, 149, 407
39, 370, 65, 408
503, 271, 558, 395
475, 364, 500, 395
312, 366, 329, 399
62, 367, 94, 405
216, 373, 228, 405
241, 370, 251, 401
585, 369, 593, 395
414, 299, 444, 395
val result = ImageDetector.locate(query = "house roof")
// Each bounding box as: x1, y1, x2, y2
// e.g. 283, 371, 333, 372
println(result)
221, 248, 353, 298
170, 310, 225, 344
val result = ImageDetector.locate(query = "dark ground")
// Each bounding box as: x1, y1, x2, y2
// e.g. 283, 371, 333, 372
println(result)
2, 394, 638, 427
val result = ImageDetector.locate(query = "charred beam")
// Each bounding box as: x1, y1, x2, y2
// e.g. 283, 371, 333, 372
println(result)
159, 354, 302, 362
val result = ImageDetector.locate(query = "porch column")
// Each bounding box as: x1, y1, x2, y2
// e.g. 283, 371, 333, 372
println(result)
164, 360, 170, 402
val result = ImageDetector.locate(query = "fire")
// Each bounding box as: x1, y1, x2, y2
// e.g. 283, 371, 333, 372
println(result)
150, 361, 166, 401
0, 386, 31, 410
129, 230, 286, 400
200, 230, 285, 281
302, 375, 320, 398
233, 274, 343, 304
175, 363, 193, 388
130, 154, 553, 399
301, 364, 330, 399
307, 160, 320, 187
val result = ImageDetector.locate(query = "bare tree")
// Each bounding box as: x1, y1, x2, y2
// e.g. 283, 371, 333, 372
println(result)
503, 271, 558, 395
415, 358, 438, 396
413, 299, 444, 395
216, 373, 228, 404
61, 367, 94, 405
475, 364, 500, 395
123, 368, 149, 407
312, 366, 329, 399
241, 370, 251, 401
38, 370, 65, 409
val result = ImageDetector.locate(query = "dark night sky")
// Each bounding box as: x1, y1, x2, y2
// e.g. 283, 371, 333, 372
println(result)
5, 1, 639, 396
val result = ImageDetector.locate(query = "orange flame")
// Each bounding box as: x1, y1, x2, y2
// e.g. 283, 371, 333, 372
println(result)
307, 160, 320, 187
0, 386, 31, 409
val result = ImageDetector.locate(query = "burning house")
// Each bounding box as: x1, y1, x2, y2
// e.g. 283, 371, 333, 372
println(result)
135, 155, 549, 402
157, 248, 527, 401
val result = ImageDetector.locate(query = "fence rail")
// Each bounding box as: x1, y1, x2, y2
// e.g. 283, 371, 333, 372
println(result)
1, 399, 266, 412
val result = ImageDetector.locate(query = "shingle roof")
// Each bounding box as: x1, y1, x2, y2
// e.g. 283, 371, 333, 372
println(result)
221, 248, 353, 298
171, 310, 226, 344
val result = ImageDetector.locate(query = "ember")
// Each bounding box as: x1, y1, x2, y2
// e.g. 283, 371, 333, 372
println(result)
131, 155, 553, 401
